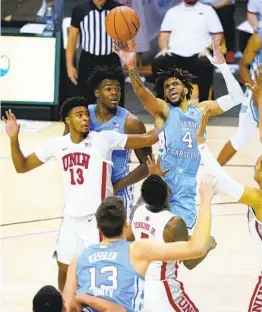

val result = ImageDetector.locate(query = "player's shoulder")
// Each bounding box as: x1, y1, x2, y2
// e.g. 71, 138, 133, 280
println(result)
125, 112, 146, 134
45, 135, 69, 148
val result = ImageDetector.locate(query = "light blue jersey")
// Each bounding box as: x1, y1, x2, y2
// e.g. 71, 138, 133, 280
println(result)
157, 104, 203, 230
77, 241, 144, 312
248, 28, 262, 122
89, 105, 134, 217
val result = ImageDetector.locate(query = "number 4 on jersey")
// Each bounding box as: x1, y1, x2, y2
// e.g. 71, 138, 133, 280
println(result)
182, 130, 193, 148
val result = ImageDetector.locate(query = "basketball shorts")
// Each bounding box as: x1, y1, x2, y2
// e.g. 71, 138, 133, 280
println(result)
143, 279, 199, 312
116, 185, 134, 221
168, 173, 197, 234
55, 214, 100, 265
231, 89, 258, 151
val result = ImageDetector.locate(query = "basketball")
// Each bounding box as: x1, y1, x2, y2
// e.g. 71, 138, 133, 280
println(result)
105, 6, 140, 42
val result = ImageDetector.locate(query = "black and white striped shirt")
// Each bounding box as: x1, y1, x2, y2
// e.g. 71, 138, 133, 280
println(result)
71, 0, 121, 55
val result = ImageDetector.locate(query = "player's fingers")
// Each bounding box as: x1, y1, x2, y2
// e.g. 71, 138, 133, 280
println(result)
163, 168, 170, 175
5, 110, 11, 120
150, 153, 156, 163
254, 69, 259, 83
2, 116, 7, 123
245, 83, 253, 91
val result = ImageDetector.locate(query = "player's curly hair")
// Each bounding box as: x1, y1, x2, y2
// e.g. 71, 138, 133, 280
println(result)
153, 66, 195, 101
60, 96, 90, 122
86, 65, 125, 92
141, 174, 168, 211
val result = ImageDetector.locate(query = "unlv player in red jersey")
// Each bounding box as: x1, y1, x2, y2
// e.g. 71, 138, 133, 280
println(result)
2, 96, 158, 291
130, 157, 217, 312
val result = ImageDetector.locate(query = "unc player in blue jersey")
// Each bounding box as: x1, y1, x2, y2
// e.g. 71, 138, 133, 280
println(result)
217, 29, 262, 166
63, 179, 215, 312
115, 38, 245, 233
86, 65, 152, 219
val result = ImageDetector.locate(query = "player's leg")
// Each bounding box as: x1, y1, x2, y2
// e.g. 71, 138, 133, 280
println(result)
248, 273, 262, 312
217, 94, 258, 166
55, 216, 80, 291
169, 176, 197, 234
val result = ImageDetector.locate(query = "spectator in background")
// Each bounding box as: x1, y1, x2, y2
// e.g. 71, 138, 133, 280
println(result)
200, 0, 236, 63
152, 0, 224, 102
66, 0, 125, 106
247, 0, 262, 32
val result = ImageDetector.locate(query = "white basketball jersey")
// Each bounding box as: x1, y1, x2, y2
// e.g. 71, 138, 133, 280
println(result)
248, 206, 262, 260
132, 203, 180, 281
35, 131, 127, 217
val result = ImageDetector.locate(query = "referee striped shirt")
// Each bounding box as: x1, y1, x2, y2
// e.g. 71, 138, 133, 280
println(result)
71, 0, 121, 55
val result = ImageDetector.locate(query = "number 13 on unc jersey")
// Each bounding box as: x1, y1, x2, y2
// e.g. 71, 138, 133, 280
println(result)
89, 265, 118, 290
182, 130, 193, 148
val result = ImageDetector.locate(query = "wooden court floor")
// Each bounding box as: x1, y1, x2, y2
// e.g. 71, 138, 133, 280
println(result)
1, 121, 261, 312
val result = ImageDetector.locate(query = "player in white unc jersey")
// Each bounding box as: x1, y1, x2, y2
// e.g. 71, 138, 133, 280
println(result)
115, 38, 245, 233
64, 179, 215, 312
131, 170, 216, 312
195, 100, 262, 312
217, 29, 262, 166
86, 65, 152, 220
2, 97, 158, 291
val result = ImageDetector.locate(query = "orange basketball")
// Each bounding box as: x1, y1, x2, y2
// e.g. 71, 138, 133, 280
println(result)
105, 6, 140, 42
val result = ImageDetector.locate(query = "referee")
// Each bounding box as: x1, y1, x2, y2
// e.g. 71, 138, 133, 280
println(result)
66, 0, 124, 106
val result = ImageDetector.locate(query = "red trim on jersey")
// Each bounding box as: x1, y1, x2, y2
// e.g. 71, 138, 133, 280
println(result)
255, 221, 262, 241
161, 262, 167, 280
247, 10, 258, 15
101, 162, 107, 201
160, 30, 172, 33
163, 281, 181, 312
247, 207, 251, 221
174, 263, 199, 311
248, 276, 262, 312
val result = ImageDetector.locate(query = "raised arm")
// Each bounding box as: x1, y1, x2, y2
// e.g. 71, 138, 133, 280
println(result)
124, 128, 159, 150
2, 110, 43, 173
239, 33, 261, 86
113, 114, 152, 193
63, 255, 78, 312
114, 41, 168, 118
196, 108, 262, 219
197, 38, 244, 117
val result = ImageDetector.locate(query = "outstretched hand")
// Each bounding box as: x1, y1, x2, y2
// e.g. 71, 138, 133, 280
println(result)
113, 40, 137, 69
196, 107, 211, 145
206, 37, 225, 67
2, 109, 20, 138
146, 154, 169, 177
245, 65, 262, 108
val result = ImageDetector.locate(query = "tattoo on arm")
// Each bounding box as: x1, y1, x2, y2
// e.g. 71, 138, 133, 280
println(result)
129, 69, 145, 90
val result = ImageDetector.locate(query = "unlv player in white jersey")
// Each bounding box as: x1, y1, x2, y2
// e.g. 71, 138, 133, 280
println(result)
195, 74, 262, 312
130, 164, 217, 312
2, 96, 158, 291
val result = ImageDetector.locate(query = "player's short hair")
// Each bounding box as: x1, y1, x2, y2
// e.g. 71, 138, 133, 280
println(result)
60, 96, 90, 121
33, 285, 63, 312
96, 196, 127, 238
86, 65, 125, 92
141, 174, 168, 211
153, 67, 194, 100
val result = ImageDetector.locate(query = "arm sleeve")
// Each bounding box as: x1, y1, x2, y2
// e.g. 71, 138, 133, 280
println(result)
247, 0, 259, 13
206, 6, 223, 34
71, 5, 82, 29
102, 131, 128, 150
35, 138, 57, 163
198, 143, 244, 201
160, 9, 174, 32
